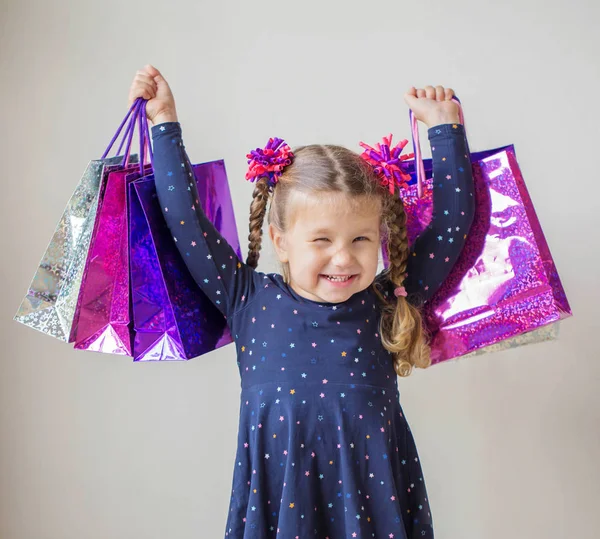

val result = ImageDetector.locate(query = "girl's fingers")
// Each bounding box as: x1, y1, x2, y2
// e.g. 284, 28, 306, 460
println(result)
143, 64, 161, 78
445, 88, 455, 100
416, 88, 426, 98
424, 85, 436, 99
128, 90, 152, 104
129, 81, 156, 100
135, 73, 157, 90
405, 86, 417, 97
435, 85, 445, 101
138, 81, 157, 98
127, 66, 163, 107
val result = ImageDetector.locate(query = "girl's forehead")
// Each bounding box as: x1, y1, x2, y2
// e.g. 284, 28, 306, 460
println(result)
289, 191, 381, 229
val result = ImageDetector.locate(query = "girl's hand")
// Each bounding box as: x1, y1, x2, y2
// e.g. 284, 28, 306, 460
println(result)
403, 86, 461, 128
127, 64, 178, 125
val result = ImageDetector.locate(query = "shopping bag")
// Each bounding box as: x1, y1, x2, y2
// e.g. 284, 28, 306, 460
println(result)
386, 98, 572, 363
70, 101, 151, 355
128, 104, 241, 360
14, 101, 141, 342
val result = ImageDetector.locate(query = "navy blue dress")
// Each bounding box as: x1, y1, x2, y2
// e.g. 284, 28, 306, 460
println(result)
151, 122, 474, 539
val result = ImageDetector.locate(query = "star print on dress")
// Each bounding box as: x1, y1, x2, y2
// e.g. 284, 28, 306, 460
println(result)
386, 123, 474, 304
151, 121, 473, 539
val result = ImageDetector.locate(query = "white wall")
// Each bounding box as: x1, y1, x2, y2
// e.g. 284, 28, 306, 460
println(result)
1, 0, 598, 537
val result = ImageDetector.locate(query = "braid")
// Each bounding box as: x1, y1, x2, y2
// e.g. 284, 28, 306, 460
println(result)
378, 189, 431, 377
246, 179, 271, 269
386, 195, 409, 286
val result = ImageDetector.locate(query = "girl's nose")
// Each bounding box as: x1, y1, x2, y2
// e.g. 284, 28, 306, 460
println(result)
331, 247, 354, 267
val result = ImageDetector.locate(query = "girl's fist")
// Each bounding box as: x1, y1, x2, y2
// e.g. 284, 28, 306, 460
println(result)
403, 86, 460, 128
127, 64, 178, 125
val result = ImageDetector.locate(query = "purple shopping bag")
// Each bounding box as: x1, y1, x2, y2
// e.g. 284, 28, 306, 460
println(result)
70, 100, 151, 355
385, 98, 572, 364
128, 107, 242, 361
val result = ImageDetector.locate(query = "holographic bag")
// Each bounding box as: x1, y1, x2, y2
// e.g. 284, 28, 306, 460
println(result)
128, 106, 240, 361
14, 102, 141, 342
388, 98, 572, 364
70, 101, 151, 355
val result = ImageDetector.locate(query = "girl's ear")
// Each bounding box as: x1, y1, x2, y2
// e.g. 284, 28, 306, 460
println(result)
268, 223, 289, 263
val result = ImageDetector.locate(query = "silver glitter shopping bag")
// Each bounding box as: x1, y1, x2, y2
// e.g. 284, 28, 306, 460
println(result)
14, 102, 142, 341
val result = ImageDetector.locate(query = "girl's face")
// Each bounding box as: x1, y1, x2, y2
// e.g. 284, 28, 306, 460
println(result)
269, 192, 382, 304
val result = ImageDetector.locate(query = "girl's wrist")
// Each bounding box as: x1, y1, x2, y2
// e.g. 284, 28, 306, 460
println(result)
425, 113, 461, 129
152, 110, 179, 126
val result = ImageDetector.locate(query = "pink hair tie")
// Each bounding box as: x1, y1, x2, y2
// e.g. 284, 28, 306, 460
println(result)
359, 134, 414, 194
394, 286, 408, 298
245, 137, 294, 187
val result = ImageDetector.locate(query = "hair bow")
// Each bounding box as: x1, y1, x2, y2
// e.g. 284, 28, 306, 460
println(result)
245, 137, 294, 187
359, 135, 414, 194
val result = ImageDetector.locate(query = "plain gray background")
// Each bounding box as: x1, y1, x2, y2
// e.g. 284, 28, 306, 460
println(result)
1, 0, 599, 538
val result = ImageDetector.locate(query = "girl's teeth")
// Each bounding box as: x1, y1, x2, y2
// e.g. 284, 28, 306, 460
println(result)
326, 275, 351, 282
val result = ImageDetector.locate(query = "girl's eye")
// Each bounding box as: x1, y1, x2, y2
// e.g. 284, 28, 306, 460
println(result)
314, 238, 330, 242
354, 236, 369, 242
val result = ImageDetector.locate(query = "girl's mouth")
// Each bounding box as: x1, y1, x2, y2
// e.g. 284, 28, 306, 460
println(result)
321, 274, 357, 287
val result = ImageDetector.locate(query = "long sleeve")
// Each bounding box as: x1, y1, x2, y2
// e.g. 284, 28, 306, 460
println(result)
152, 122, 261, 318
403, 123, 475, 304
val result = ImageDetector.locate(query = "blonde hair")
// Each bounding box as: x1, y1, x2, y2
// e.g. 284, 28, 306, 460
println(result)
246, 144, 431, 376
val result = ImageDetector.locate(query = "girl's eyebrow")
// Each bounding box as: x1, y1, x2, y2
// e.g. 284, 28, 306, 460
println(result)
308, 227, 379, 236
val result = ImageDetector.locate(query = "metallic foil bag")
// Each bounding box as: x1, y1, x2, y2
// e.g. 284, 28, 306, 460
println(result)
13, 155, 136, 341
70, 165, 150, 355
192, 160, 243, 350
129, 160, 241, 361
399, 145, 572, 363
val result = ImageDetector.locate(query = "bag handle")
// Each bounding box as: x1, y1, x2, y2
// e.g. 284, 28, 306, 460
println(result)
116, 101, 140, 158
102, 98, 142, 164
409, 96, 468, 198
130, 100, 154, 176
102, 98, 155, 175
138, 100, 154, 172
